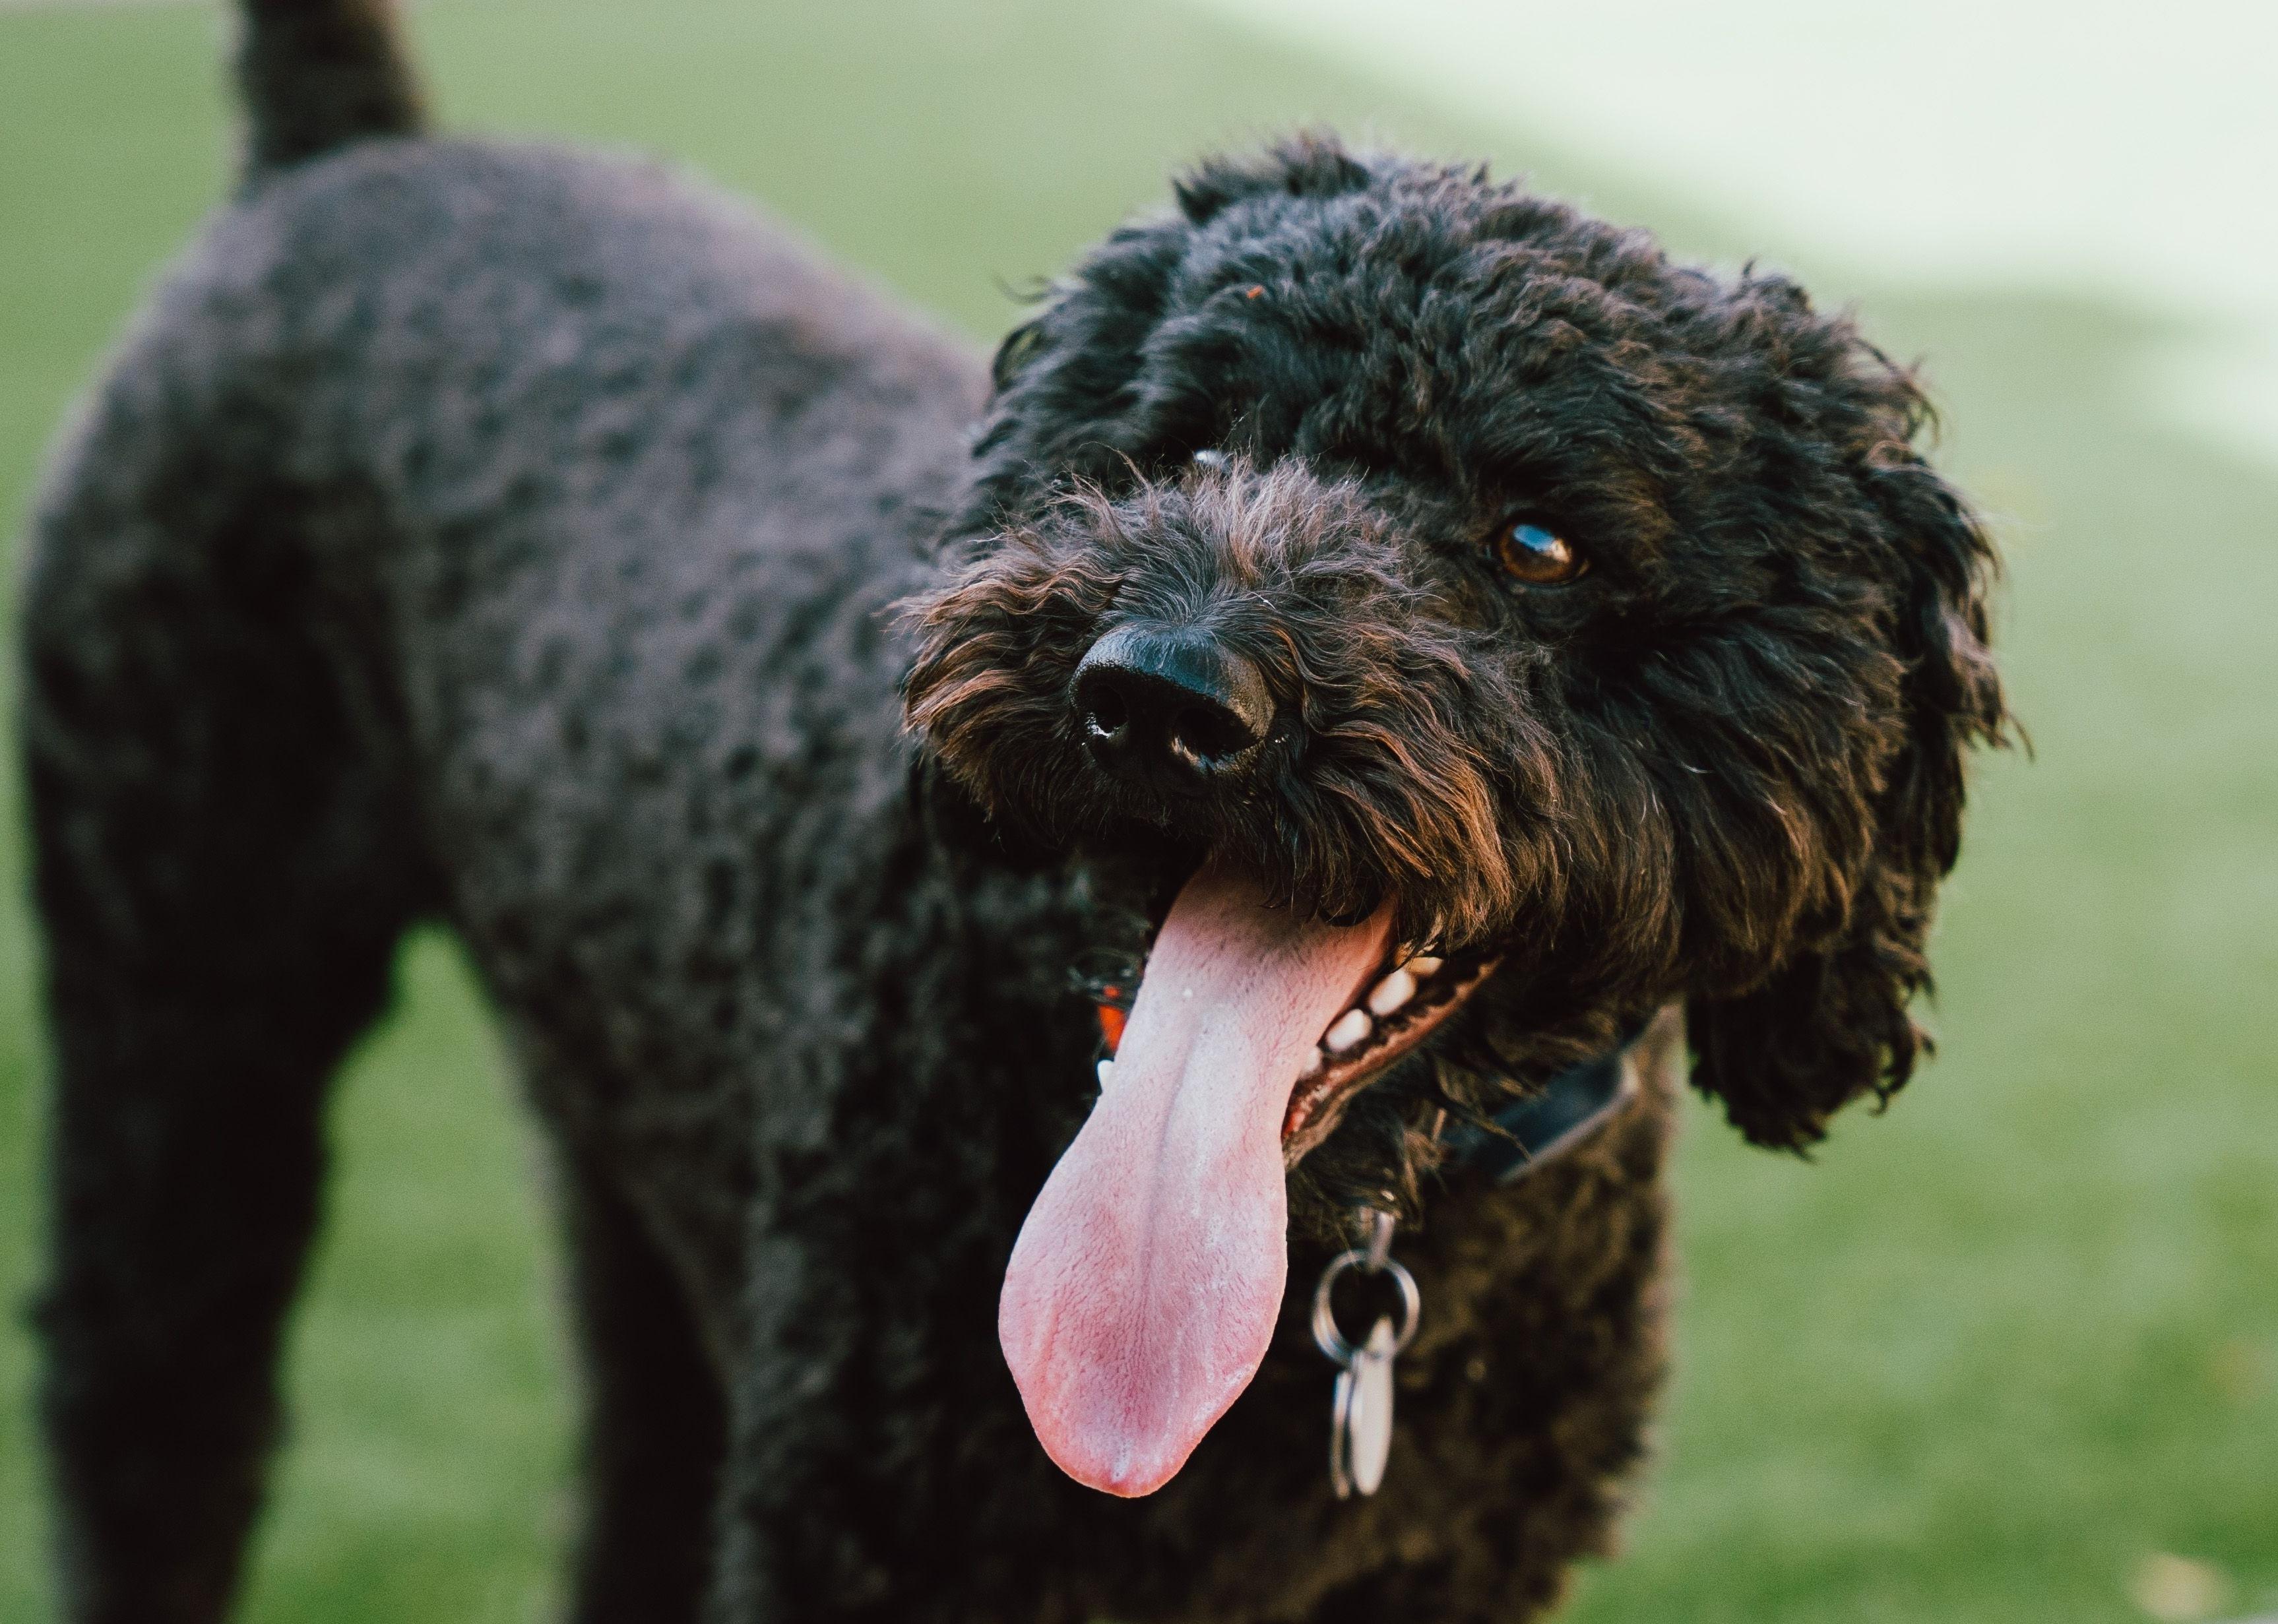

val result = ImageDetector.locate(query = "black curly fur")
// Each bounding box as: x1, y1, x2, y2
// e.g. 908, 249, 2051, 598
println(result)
22, 13, 2004, 1624
912, 135, 2008, 1163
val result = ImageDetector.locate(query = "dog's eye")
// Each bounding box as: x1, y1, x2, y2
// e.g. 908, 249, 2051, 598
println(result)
1495, 520, 1586, 586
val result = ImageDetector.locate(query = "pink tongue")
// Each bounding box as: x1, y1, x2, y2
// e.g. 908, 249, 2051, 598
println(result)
999, 862, 1393, 1497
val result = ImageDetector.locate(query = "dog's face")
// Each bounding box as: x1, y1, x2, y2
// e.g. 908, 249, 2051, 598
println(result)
901, 137, 2008, 1497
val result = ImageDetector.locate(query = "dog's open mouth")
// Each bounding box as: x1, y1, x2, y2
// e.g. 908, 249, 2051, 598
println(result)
1277, 943, 1500, 1161
998, 856, 1500, 1499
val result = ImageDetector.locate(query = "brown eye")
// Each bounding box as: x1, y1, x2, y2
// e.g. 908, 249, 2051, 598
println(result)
1495, 520, 1586, 585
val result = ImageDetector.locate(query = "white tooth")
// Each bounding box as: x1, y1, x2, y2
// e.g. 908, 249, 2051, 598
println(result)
1403, 955, 1443, 979
1323, 1007, 1374, 1054
1366, 968, 1417, 1017
1096, 1059, 1116, 1090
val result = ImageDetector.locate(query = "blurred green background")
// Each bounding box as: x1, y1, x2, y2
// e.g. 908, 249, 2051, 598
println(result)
1, 3, 2271, 1621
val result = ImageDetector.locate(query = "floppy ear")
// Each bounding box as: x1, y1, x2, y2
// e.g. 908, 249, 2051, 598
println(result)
950, 134, 1380, 542
1688, 445, 2010, 1151
947, 218, 1189, 542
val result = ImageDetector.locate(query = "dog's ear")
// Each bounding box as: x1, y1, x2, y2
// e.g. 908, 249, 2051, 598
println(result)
950, 214, 1191, 540
1688, 418, 2009, 1152
951, 135, 1379, 542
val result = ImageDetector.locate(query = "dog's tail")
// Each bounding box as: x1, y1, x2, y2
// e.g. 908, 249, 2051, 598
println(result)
234, 0, 426, 182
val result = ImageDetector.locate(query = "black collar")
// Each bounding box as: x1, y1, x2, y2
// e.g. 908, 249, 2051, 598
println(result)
1439, 1026, 1645, 1184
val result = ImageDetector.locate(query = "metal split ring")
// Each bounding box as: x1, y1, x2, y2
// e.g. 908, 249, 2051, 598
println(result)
1311, 1245, 1421, 1365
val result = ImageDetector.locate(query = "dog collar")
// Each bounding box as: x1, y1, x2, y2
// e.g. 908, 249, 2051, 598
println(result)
1439, 1024, 1645, 1183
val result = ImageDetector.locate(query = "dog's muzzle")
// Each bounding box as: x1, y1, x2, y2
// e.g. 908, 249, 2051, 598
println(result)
1073, 623, 1271, 795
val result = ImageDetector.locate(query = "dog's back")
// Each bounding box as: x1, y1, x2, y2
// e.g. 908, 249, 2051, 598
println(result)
20, 6, 992, 1618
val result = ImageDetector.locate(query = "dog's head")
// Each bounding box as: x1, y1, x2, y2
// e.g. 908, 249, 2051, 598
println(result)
901, 136, 2008, 1496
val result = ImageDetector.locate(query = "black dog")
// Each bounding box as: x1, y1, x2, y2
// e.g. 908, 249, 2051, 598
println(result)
21, 4, 2007, 1621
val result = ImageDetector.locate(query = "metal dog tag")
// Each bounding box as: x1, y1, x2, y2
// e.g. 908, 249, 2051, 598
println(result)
1314, 1209, 1420, 1500
1329, 1315, 1398, 1498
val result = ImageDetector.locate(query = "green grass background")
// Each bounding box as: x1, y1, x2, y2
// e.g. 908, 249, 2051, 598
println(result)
1, 3, 2272, 1620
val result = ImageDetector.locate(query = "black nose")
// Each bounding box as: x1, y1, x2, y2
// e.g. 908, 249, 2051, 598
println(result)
1073, 624, 1272, 790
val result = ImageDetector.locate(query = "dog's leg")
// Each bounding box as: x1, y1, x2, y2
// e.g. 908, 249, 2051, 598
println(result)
22, 446, 429, 1622
557, 1152, 730, 1624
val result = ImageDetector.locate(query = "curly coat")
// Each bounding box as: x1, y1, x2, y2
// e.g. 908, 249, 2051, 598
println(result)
21, 5, 2005, 1621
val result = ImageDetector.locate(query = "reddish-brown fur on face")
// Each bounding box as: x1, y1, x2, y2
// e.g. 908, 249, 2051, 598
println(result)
905, 137, 2009, 1179
908, 463, 1543, 951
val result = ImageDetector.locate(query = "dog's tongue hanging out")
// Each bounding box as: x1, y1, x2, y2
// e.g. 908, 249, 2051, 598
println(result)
999, 861, 1393, 1496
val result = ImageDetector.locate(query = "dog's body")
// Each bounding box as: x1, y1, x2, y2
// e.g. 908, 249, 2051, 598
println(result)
22, 7, 2004, 1623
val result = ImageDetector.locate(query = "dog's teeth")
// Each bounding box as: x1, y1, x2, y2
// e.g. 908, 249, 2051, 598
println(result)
1323, 1007, 1374, 1054
1096, 1059, 1116, 1091
1366, 969, 1417, 1017
1403, 955, 1443, 979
